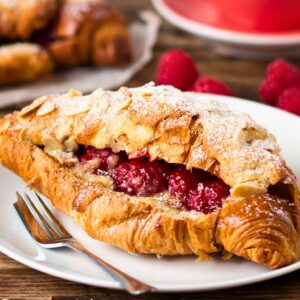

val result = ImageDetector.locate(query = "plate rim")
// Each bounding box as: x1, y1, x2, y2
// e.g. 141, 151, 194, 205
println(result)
152, 0, 300, 46
1, 94, 300, 292
1, 239, 300, 293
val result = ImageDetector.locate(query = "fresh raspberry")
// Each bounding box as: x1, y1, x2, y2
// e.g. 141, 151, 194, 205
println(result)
168, 166, 208, 202
267, 58, 298, 76
277, 87, 300, 116
259, 59, 300, 105
190, 76, 234, 96
185, 179, 230, 214
112, 158, 168, 197
78, 146, 125, 172
156, 49, 199, 91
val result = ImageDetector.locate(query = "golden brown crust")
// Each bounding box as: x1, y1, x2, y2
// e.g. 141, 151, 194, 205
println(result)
0, 0, 131, 85
0, 43, 53, 85
17, 84, 298, 201
0, 0, 58, 39
0, 84, 299, 268
0, 117, 219, 258
217, 196, 297, 268
48, 0, 131, 68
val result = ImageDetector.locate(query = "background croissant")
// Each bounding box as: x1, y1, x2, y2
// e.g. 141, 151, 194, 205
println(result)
0, 0, 131, 85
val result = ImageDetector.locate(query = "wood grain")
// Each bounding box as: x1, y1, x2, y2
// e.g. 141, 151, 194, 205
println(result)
1, 252, 300, 300
1, 0, 300, 299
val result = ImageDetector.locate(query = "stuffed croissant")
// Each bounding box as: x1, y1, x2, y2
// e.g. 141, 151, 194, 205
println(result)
0, 83, 299, 268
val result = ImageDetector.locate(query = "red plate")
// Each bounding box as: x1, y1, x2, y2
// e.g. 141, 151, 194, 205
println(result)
163, 0, 300, 35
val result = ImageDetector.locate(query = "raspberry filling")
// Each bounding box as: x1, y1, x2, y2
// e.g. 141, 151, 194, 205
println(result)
77, 146, 126, 175
185, 180, 230, 214
76, 146, 230, 214
113, 158, 168, 197
168, 166, 210, 201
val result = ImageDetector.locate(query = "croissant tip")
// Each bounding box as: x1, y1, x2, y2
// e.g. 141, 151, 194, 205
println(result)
244, 247, 296, 269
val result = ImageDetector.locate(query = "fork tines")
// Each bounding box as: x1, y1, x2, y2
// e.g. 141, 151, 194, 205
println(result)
15, 191, 71, 240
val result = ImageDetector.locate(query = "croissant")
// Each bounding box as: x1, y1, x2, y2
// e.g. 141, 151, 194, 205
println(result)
0, 0, 131, 85
0, 44, 53, 86
0, 0, 58, 40
0, 83, 299, 269
47, 0, 132, 68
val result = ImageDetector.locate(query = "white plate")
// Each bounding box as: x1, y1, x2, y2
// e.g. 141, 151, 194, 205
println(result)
152, 0, 300, 59
0, 95, 300, 292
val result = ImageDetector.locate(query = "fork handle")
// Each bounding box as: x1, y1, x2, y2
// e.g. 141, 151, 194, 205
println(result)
66, 240, 156, 295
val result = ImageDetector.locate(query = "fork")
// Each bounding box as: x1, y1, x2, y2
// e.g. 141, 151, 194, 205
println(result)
13, 191, 156, 295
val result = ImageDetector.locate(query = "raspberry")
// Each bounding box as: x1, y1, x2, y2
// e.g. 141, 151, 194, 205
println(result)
277, 87, 300, 116
168, 166, 208, 202
156, 49, 199, 91
112, 158, 168, 197
259, 59, 300, 105
190, 76, 234, 96
78, 146, 125, 172
185, 179, 230, 214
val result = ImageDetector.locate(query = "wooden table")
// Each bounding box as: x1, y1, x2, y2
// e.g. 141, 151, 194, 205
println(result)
1, 1, 300, 299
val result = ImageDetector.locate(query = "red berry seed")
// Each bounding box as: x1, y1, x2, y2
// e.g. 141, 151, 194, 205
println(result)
156, 49, 199, 91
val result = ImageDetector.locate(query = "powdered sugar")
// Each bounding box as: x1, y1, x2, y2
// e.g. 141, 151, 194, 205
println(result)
21, 82, 295, 199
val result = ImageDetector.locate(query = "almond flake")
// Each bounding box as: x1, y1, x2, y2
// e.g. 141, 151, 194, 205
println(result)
19, 95, 52, 117
37, 102, 55, 116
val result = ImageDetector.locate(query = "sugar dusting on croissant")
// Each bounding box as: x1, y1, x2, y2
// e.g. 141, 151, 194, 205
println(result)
0, 83, 299, 268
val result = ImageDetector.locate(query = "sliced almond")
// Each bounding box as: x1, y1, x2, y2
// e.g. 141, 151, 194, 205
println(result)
55, 122, 72, 142
67, 89, 82, 97
36, 102, 55, 116
64, 136, 79, 152
118, 99, 132, 112
231, 181, 267, 198
44, 149, 78, 166
42, 135, 64, 151
63, 99, 91, 116
19, 95, 52, 117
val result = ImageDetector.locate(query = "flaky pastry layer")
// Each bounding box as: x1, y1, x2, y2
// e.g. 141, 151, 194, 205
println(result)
0, 0, 58, 39
0, 83, 299, 268
0, 0, 131, 85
